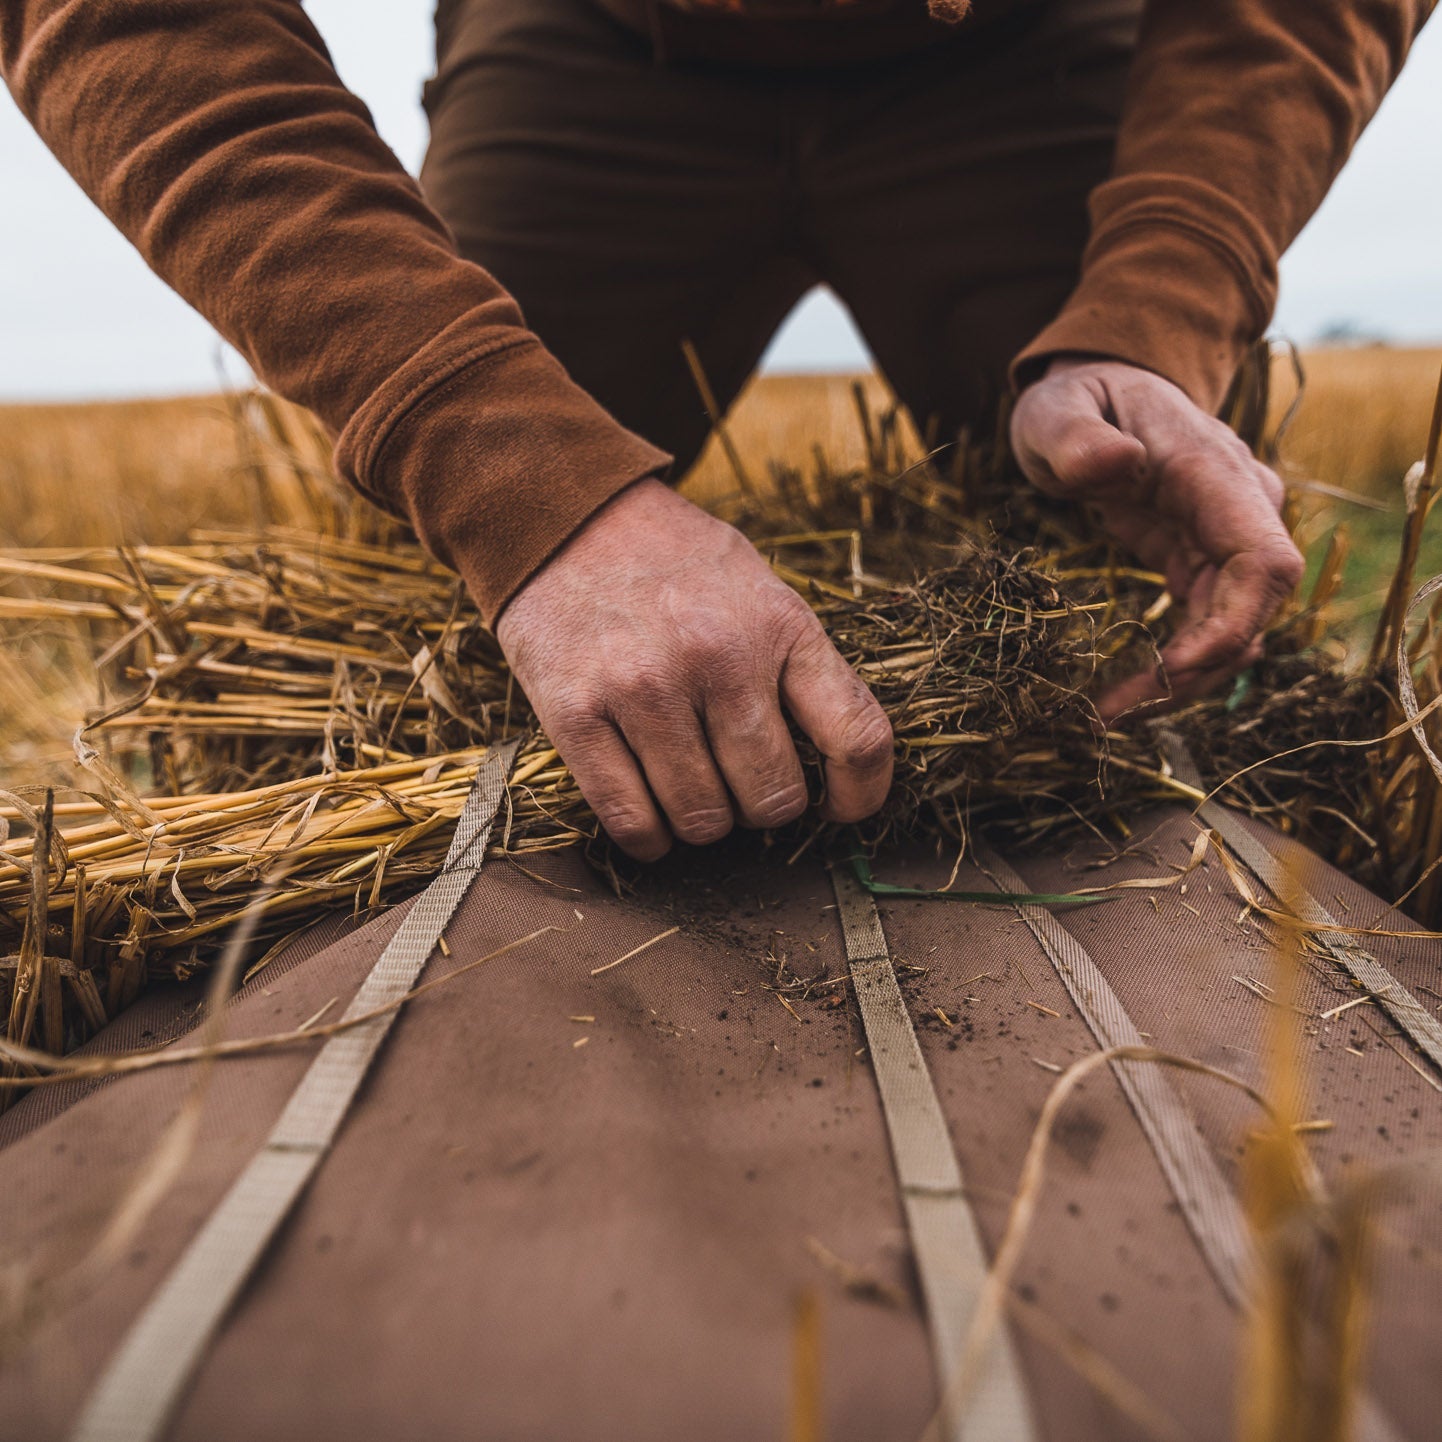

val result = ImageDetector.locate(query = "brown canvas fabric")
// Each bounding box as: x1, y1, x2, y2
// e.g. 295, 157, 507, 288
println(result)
0, 912, 366, 1155
1, 0, 1430, 623
1, 807, 1439, 1440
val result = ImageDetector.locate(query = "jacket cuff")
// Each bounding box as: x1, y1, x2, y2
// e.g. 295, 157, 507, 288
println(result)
335, 324, 672, 624
1010, 181, 1277, 413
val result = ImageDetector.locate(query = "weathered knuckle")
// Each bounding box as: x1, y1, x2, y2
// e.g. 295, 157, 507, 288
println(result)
761, 572, 817, 617
668, 805, 734, 845
1270, 542, 1306, 589
714, 694, 772, 739
1242, 542, 1304, 600
1180, 431, 1255, 482
1222, 430, 1255, 464
594, 802, 663, 850
681, 626, 742, 674
784, 610, 837, 660
1255, 466, 1286, 509
1204, 623, 1256, 665
833, 709, 895, 772
1167, 442, 1214, 479
612, 660, 676, 708
746, 781, 809, 828
543, 690, 609, 741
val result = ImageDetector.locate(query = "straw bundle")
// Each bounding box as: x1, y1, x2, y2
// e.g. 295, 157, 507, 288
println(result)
1, 373, 1439, 1058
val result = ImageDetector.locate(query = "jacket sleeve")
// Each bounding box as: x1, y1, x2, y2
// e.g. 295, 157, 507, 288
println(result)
1012, 0, 1435, 412
0, 0, 670, 622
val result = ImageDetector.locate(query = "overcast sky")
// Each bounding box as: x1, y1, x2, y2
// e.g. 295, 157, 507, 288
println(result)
1, 1, 1439, 400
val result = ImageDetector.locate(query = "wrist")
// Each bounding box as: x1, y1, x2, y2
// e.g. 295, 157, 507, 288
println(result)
1030, 354, 1186, 394
494, 478, 709, 638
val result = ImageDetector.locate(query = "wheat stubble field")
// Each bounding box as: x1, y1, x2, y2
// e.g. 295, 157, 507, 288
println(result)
5, 346, 1440, 548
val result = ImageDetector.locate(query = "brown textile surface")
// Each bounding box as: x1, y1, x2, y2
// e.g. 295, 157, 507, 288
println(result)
581, 0, 1016, 64
1009, 0, 1431, 409
0, 912, 365, 1155
0, 808, 1438, 1440
2, 0, 1430, 618
423, 0, 1137, 470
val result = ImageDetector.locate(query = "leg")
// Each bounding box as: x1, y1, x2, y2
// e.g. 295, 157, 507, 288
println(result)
421, 0, 815, 472
797, 0, 1143, 448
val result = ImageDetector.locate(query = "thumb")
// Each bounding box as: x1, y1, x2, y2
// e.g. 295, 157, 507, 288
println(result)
1011, 380, 1147, 497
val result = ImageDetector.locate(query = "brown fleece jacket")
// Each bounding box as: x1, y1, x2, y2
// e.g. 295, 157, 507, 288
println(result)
1010, 0, 1433, 403
0, 1, 1432, 622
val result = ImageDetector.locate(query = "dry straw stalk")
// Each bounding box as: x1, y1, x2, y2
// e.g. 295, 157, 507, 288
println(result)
2, 369, 1440, 1062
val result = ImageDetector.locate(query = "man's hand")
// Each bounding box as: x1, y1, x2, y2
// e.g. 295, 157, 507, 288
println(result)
1011, 358, 1304, 721
491, 478, 893, 860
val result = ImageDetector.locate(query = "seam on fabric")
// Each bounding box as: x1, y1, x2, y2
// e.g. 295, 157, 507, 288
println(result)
972, 834, 1411, 1442
972, 840, 1254, 1309
1084, 210, 1274, 327
345, 332, 539, 506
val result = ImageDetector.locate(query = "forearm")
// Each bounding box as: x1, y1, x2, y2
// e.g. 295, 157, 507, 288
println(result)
1013, 0, 1433, 411
0, 0, 667, 620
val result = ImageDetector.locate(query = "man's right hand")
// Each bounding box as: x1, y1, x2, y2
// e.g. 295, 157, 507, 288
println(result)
489, 478, 894, 861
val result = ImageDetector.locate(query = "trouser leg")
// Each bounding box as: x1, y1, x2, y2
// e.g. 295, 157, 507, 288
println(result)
421, 0, 816, 474
796, 0, 1143, 450
421, 0, 1143, 474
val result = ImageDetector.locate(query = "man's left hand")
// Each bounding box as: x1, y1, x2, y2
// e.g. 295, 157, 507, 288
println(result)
1010, 357, 1304, 721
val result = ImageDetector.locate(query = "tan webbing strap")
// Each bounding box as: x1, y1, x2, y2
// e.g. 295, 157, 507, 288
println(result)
976, 833, 1408, 1442
972, 841, 1254, 1308
69, 739, 521, 1442
1162, 737, 1442, 1078
829, 857, 1038, 1442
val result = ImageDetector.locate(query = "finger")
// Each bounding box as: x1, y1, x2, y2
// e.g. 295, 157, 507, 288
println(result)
1187, 563, 1220, 619
618, 701, 736, 847
1094, 665, 1169, 724
1106, 546, 1283, 719
703, 681, 809, 830
1096, 636, 1264, 723
545, 709, 671, 861
779, 624, 893, 823
1012, 384, 1148, 497
1141, 430, 1301, 688
1162, 536, 1301, 685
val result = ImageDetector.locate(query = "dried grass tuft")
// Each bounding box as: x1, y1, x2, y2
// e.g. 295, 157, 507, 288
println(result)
2, 366, 1441, 1060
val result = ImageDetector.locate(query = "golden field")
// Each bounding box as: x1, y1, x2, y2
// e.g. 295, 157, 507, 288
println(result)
2, 346, 1439, 552
1265, 345, 1442, 498
0, 374, 902, 551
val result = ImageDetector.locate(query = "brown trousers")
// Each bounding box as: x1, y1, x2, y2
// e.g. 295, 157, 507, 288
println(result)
420, 0, 1143, 471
